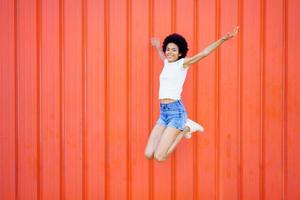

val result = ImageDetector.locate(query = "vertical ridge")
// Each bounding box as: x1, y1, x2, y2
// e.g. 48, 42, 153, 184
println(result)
81, 0, 87, 199
104, 0, 109, 199
59, 0, 66, 199
126, 0, 132, 199
171, 1, 176, 199
215, 0, 221, 198
237, 0, 243, 199
259, 0, 266, 199
14, 0, 19, 198
171, 0, 176, 31
193, 0, 199, 199
282, 0, 288, 199
36, 0, 42, 199
148, 0, 154, 199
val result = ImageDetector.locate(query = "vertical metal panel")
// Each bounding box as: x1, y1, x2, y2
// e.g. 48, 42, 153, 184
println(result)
86, 0, 106, 199
197, 0, 217, 199
17, 0, 39, 199
287, 1, 300, 199
41, 0, 60, 199
130, 0, 150, 199
107, 0, 128, 199
219, 0, 239, 198
0, 0, 16, 199
241, 0, 261, 199
264, 0, 284, 198
63, 0, 83, 198
1, 0, 300, 199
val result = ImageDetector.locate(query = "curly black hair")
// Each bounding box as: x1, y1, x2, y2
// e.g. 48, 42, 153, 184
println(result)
162, 33, 189, 59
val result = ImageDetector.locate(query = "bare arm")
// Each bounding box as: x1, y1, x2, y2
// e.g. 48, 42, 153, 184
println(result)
151, 37, 166, 61
183, 26, 239, 68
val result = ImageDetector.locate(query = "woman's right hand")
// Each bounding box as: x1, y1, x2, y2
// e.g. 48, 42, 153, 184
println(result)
151, 37, 160, 48
222, 26, 239, 41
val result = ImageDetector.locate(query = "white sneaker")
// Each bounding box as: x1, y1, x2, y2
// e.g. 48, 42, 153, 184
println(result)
184, 119, 204, 139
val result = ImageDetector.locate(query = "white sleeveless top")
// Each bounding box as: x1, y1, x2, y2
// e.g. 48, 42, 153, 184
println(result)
159, 58, 188, 100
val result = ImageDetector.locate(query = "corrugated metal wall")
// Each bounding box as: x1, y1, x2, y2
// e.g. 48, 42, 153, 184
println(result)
1, 0, 300, 199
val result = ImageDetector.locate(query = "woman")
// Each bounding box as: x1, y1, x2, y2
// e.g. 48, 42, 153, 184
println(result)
145, 26, 239, 162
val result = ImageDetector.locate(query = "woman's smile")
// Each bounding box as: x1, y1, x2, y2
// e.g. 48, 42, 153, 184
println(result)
165, 42, 181, 62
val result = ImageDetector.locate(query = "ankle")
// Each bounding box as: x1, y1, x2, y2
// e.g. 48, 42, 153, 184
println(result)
184, 126, 190, 132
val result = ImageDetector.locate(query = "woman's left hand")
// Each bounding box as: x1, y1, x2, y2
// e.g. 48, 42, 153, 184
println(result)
222, 26, 239, 41
151, 37, 160, 48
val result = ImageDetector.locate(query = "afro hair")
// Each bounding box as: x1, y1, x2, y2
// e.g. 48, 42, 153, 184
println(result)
162, 33, 189, 59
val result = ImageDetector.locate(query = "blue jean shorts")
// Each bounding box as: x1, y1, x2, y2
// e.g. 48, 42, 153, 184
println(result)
156, 100, 187, 131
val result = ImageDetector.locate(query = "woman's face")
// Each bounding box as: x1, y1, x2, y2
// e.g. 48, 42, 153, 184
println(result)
165, 43, 181, 62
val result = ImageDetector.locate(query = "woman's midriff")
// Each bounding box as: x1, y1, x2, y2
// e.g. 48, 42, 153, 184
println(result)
159, 98, 177, 104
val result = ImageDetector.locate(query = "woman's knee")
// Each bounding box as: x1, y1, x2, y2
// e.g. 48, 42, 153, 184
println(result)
154, 152, 167, 162
144, 149, 154, 160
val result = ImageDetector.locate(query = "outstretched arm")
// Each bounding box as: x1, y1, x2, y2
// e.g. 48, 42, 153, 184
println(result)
151, 37, 166, 61
183, 26, 239, 68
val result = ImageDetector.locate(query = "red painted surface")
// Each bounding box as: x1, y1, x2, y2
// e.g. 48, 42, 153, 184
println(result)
1, 0, 300, 199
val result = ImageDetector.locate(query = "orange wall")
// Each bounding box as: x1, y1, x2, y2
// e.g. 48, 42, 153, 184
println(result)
1, 0, 300, 199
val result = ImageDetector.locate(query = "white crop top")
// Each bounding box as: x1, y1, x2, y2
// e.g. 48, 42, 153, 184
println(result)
159, 58, 188, 100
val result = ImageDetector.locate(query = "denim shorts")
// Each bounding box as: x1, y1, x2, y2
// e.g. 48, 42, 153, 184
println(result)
156, 100, 187, 131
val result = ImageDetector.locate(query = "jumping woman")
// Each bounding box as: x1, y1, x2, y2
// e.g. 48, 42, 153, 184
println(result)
145, 26, 239, 162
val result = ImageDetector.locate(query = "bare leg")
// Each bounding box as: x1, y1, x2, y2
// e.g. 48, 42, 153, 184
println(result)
154, 127, 182, 162
166, 126, 190, 156
144, 124, 166, 159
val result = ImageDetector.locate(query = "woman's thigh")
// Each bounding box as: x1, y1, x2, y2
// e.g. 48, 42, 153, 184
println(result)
154, 127, 181, 158
145, 124, 166, 155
